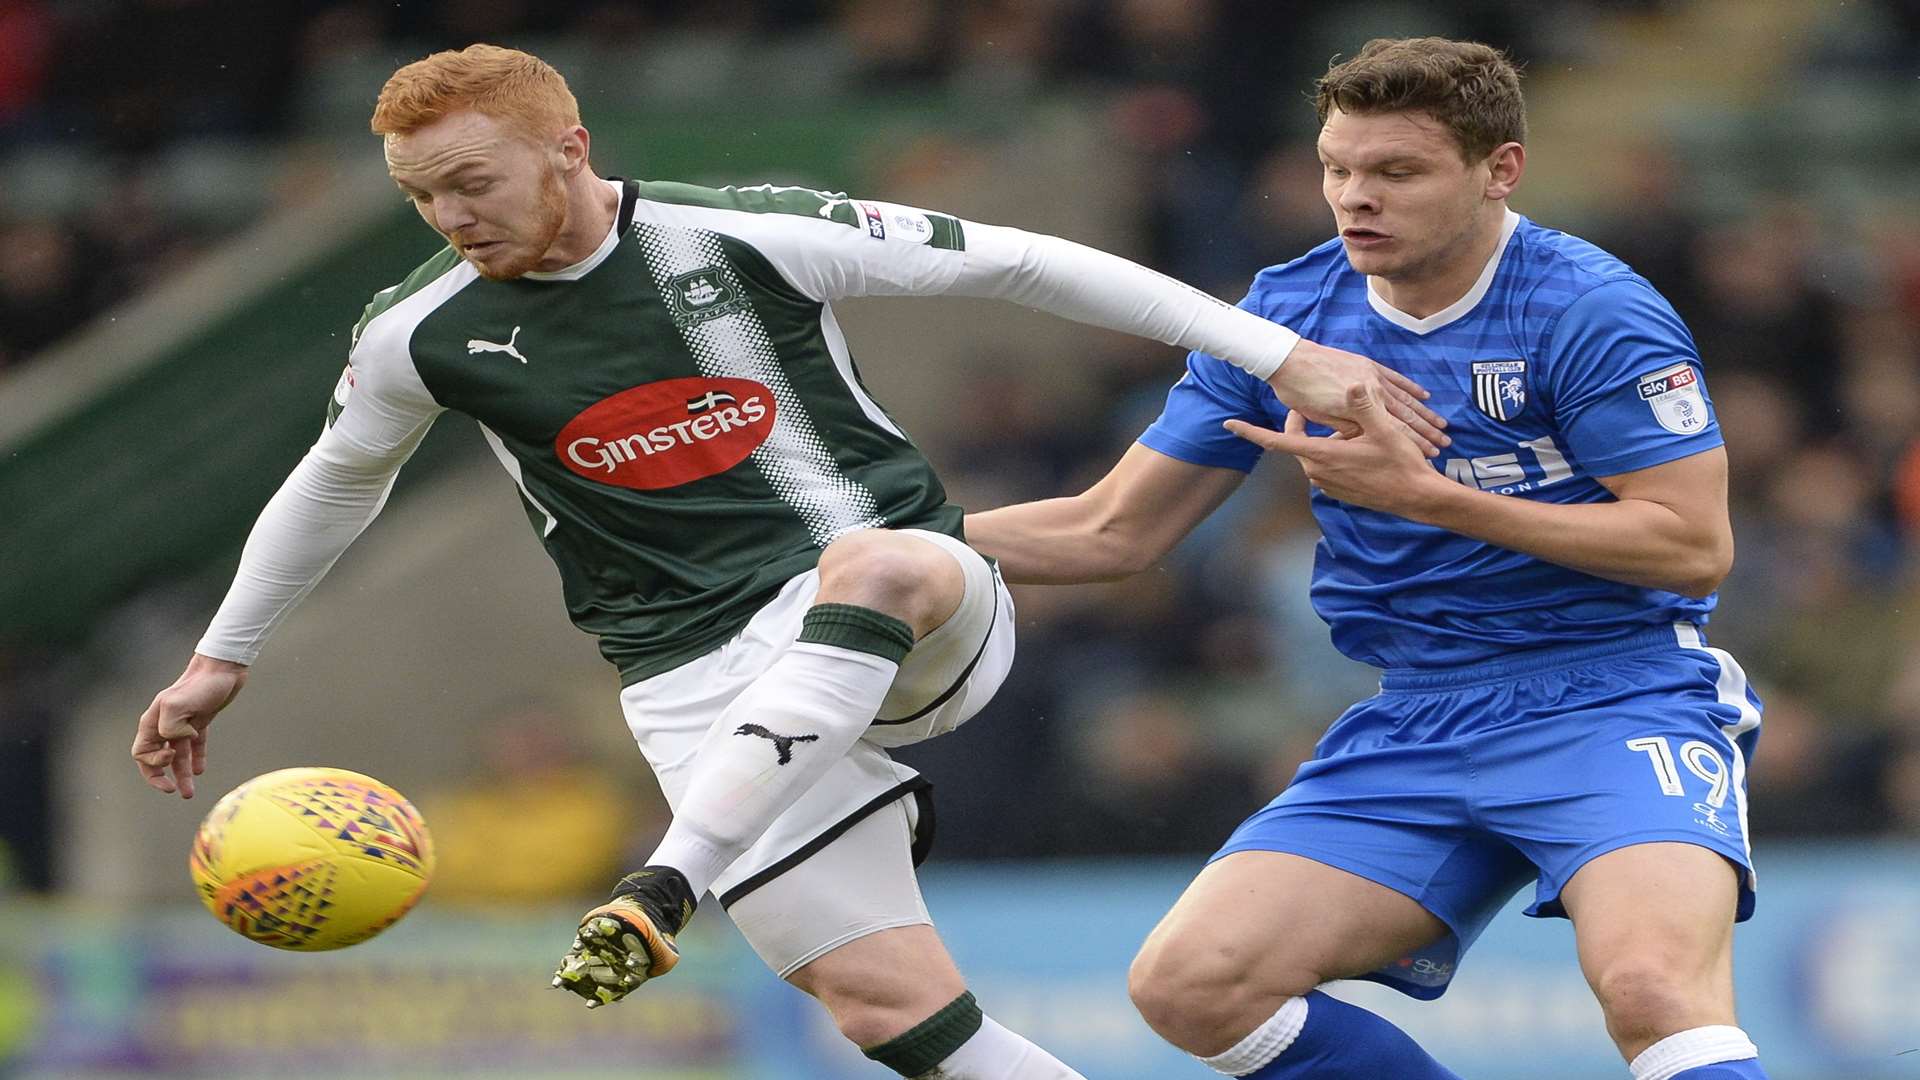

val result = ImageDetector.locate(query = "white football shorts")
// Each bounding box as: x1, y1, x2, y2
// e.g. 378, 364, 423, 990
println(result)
617, 527, 1014, 975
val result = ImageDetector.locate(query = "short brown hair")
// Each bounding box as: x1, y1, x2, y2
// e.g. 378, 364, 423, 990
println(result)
1315, 37, 1525, 161
371, 43, 581, 142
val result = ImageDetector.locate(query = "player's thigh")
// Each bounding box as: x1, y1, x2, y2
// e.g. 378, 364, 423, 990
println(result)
1472, 641, 1761, 925
1560, 841, 1740, 1031
865, 529, 1013, 747
725, 792, 940, 980
1134, 850, 1450, 998
1188, 704, 1538, 1001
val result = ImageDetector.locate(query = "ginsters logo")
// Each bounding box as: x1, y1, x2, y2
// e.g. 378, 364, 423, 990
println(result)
556, 377, 775, 490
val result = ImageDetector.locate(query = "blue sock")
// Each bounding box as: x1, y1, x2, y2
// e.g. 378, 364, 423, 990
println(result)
1630, 1026, 1765, 1080
1229, 990, 1460, 1079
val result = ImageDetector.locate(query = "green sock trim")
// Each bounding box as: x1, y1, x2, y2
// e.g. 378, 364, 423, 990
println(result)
862, 991, 984, 1077
797, 603, 914, 665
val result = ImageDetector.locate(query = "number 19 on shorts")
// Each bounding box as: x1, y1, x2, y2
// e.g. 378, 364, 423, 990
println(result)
1625, 736, 1734, 836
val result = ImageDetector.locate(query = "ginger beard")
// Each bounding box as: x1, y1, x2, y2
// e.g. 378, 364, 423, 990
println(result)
460, 164, 569, 281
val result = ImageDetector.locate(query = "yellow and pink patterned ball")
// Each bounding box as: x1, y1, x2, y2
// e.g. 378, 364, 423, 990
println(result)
189, 767, 435, 951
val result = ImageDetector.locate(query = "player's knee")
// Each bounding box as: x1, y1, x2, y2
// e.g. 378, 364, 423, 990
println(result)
805, 970, 956, 1050
816, 531, 960, 635
1591, 957, 1705, 1047
832, 998, 924, 1052
1129, 933, 1311, 1054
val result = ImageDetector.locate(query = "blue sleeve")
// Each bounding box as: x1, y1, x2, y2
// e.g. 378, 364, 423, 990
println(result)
1545, 280, 1723, 477
1137, 346, 1272, 472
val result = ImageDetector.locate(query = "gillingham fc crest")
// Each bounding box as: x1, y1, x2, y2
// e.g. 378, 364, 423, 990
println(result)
1470, 359, 1529, 423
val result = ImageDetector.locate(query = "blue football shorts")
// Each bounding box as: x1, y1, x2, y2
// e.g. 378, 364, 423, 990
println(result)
1213, 623, 1762, 999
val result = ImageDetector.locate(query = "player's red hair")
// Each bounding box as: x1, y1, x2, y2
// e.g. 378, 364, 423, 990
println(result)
371, 44, 581, 143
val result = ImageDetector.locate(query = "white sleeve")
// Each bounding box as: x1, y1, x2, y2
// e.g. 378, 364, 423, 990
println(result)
944, 222, 1299, 380
696, 196, 1299, 380
195, 346, 442, 664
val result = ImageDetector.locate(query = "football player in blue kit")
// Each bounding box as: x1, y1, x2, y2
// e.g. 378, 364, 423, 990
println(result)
968, 36, 1766, 1080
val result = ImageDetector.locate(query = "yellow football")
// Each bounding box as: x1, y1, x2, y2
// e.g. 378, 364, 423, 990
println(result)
189, 766, 435, 951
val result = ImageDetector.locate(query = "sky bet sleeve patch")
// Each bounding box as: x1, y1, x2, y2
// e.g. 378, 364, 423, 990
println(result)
1636, 362, 1709, 436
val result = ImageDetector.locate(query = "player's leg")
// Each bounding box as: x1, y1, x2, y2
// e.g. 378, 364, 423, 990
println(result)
729, 797, 1085, 1079
1560, 843, 1766, 1079
557, 538, 1006, 1006
1129, 850, 1465, 1079
1129, 676, 1544, 1080
1472, 632, 1767, 1078
643, 527, 967, 899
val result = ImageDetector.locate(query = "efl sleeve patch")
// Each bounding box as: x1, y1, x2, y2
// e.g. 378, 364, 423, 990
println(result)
817, 197, 962, 250
1635, 362, 1709, 435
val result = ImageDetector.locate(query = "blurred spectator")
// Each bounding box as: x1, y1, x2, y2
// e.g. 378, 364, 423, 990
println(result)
1685, 207, 1846, 432
50, 1, 306, 154
1838, 318, 1920, 525
838, 0, 950, 91
1586, 139, 1705, 314
1743, 689, 1884, 837
419, 704, 660, 904
1051, 687, 1265, 856
0, 646, 56, 891
0, 218, 95, 369
1736, 443, 1907, 724
0, 0, 54, 137
1880, 735, 1920, 836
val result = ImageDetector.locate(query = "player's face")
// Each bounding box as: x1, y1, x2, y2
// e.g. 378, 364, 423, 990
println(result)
1317, 109, 1497, 284
385, 110, 569, 281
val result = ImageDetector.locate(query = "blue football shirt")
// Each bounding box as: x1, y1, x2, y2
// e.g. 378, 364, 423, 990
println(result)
1141, 211, 1723, 669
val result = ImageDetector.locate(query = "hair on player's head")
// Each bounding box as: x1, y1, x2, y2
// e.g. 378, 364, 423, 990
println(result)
372, 43, 581, 144
1315, 37, 1526, 162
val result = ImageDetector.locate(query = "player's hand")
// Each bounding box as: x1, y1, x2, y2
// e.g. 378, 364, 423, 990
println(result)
1268, 340, 1449, 456
1226, 384, 1456, 519
133, 653, 248, 799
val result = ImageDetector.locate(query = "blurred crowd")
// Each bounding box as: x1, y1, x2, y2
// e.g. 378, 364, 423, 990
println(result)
0, 0, 1657, 370
4, 0, 1920, 895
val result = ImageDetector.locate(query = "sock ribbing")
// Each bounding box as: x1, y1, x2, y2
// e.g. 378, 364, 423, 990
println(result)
1199, 995, 1309, 1076
1629, 1026, 1760, 1080
798, 603, 915, 664
864, 991, 985, 1077
1228, 990, 1462, 1079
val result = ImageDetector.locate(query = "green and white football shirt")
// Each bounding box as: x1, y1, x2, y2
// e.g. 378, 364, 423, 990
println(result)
202, 176, 1302, 681
335, 180, 976, 680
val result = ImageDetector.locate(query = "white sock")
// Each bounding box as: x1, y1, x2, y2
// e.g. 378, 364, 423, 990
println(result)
648, 640, 900, 897
1629, 1025, 1760, 1080
1199, 996, 1308, 1076
920, 1016, 1086, 1080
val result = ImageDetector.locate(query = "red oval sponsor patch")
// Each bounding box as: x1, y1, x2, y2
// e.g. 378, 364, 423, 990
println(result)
555, 377, 776, 490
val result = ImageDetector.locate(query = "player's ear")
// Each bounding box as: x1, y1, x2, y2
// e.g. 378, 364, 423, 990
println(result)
1484, 141, 1524, 200
555, 124, 591, 177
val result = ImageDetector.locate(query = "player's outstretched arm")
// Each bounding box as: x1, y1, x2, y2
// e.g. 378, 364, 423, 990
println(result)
943, 222, 1448, 452
133, 653, 247, 799
751, 199, 1445, 451
965, 443, 1244, 585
